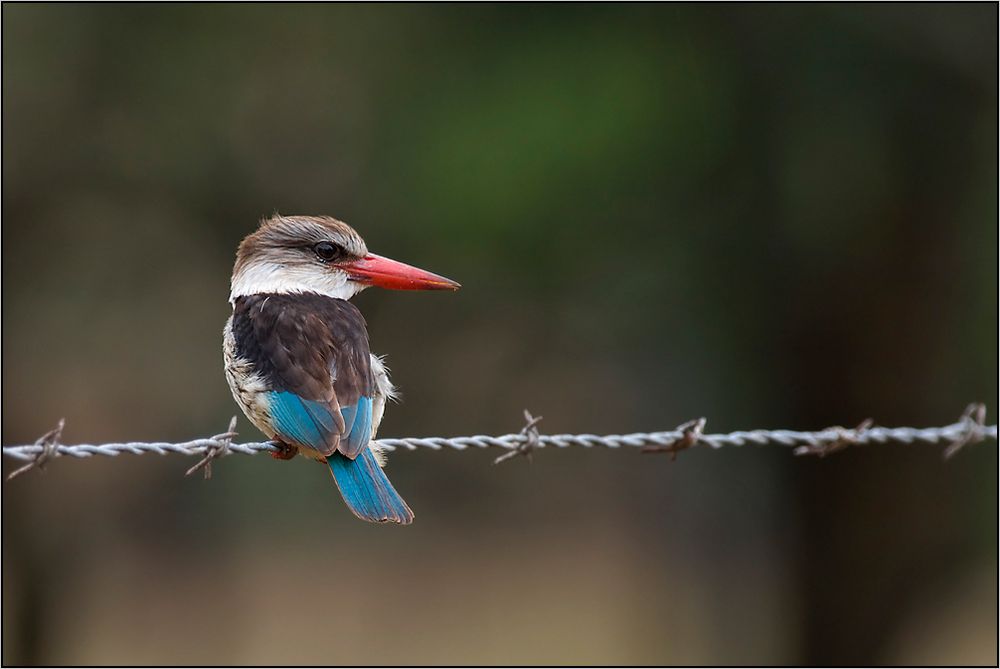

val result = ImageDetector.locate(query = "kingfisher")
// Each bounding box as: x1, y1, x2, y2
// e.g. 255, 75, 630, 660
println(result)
223, 214, 460, 524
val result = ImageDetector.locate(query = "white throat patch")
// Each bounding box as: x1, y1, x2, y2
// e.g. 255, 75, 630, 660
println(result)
229, 260, 366, 302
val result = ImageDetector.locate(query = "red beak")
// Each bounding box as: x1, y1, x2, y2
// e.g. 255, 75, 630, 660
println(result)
340, 253, 461, 291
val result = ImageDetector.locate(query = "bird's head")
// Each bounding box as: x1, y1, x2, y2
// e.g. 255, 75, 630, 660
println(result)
230, 214, 460, 302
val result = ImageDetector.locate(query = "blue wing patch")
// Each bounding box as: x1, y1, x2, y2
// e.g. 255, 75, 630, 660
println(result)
269, 391, 339, 451
268, 390, 372, 458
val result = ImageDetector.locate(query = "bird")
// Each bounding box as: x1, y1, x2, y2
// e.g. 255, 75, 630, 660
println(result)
223, 214, 459, 524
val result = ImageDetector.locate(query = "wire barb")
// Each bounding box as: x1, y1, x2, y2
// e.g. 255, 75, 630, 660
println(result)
494, 410, 543, 465
794, 418, 875, 458
943, 403, 987, 460
184, 416, 238, 479
6, 419, 65, 481
642, 417, 706, 460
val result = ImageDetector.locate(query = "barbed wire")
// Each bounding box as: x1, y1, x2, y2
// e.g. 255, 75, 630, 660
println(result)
2, 404, 995, 481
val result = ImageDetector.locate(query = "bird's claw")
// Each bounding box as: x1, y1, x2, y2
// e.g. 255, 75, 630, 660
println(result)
268, 440, 299, 460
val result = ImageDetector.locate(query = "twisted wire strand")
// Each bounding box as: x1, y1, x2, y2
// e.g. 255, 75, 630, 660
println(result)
3, 416, 995, 463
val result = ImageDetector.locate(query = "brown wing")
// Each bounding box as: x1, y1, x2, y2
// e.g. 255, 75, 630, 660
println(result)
233, 293, 374, 457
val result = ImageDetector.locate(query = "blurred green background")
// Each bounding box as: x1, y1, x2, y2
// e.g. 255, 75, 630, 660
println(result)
2, 4, 997, 665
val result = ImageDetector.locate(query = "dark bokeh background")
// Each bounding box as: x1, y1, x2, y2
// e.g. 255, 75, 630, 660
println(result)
2, 4, 997, 665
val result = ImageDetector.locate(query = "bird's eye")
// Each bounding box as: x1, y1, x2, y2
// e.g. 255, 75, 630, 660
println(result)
313, 242, 341, 262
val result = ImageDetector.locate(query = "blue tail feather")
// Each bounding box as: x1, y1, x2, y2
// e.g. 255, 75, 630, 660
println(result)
328, 449, 414, 524
339, 397, 373, 458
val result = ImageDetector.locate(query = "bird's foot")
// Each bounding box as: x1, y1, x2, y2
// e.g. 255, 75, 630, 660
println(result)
269, 440, 299, 460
